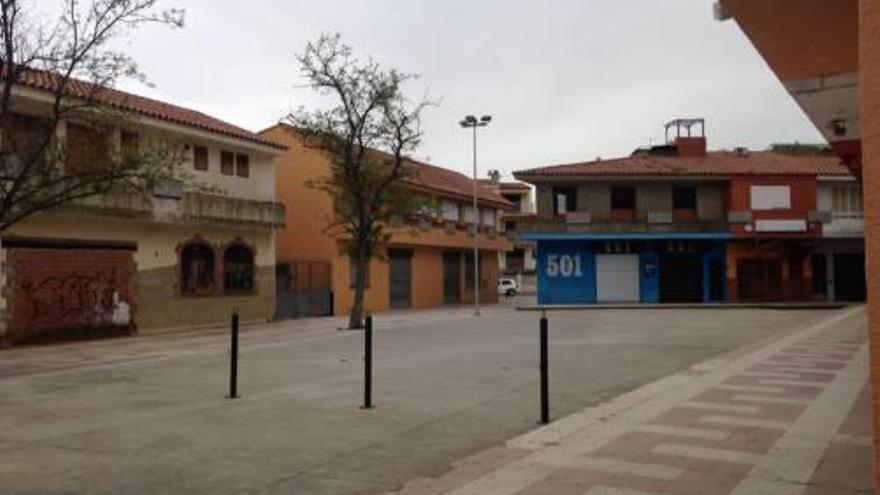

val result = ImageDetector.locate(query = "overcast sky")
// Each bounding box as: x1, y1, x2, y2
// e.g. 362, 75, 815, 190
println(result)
86, 0, 823, 179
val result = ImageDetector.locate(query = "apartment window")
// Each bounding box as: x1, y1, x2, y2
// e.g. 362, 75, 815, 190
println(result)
611, 186, 636, 210
224, 244, 254, 292
462, 205, 477, 224
481, 208, 496, 227
236, 153, 250, 178
349, 256, 371, 289
750, 185, 790, 210
121, 131, 139, 156
441, 200, 460, 222
193, 145, 208, 171
832, 184, 863, 213
220, 151, 234, 175
66, 123, 110, 174
180, 243, 215, 295
553, 187, 577, 214
673, 186, 697, 210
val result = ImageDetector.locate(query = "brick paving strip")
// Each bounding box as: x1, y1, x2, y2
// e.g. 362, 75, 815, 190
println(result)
381, 307, 870, 495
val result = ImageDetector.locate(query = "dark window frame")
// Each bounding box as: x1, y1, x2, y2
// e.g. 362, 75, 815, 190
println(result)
611, 185, 636, 210
673, 185, 697, 210
220, 150, 235, 175
552, 187, 577, 215
223, 243, 255, 293
180, 242, 216, 296
193, 145, 209, 171
235, 153, 250, 178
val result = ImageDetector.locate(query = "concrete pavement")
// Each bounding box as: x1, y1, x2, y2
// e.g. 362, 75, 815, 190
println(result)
0, 304, 866, 494
381, 306, 871, 495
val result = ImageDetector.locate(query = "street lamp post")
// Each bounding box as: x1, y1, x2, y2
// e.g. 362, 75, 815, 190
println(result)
459, 114, 492, 317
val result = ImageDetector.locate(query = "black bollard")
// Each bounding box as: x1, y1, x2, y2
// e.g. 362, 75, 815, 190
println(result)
540, 312, 549, 424
363, 314, 373, 409
229, 310, 239, 399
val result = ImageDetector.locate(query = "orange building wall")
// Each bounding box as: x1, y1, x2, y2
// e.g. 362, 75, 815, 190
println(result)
859, 1, 880, 489
261, 124, 510, 317
722, 0, 858, 80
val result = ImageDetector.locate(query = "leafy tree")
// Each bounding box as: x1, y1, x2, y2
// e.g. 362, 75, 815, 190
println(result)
0, 0, 186, 233
288, 33, 432, 329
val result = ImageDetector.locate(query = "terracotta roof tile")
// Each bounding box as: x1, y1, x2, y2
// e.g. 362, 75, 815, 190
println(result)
404, 159, 511, 207
16, 69, 284, 150
514, 151, 852, 179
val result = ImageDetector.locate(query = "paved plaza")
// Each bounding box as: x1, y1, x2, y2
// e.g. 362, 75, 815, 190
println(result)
0, 304, 868, 494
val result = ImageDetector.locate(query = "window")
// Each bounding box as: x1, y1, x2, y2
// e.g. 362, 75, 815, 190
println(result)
611, 186, 636, 210
224, 244, 254, 292
462, 205, 477, 224
193, 145, 208, 171
505, 220, 517, 232
236, 153, 250, 178
441, 200, 460, 222
349, 255, 371, 289
66, 123, 110, 174
673, 186, 697, 210
502, 193, 522, 211
121, 131, 139, 155
832, 184, 863, 213
481, 208, 496, 227
180, 243, 215, 294
221, 150, 234, 175
750, 185, 791, 210
553, 187, 577, 214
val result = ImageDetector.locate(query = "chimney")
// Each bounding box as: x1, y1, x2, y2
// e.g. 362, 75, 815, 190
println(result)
664, 118, 707, 157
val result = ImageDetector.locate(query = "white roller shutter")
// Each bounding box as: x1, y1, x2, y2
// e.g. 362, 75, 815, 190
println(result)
596, 254, 640, 302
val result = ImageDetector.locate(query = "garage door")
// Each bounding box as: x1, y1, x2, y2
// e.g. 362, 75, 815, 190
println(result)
5, 238, 136, 343
659, 255, 703, 303
389, 249, 413, 309
596, 254, 640, 302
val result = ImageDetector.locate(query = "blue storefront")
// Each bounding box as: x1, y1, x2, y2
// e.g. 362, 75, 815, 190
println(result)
517, 232, 732, 305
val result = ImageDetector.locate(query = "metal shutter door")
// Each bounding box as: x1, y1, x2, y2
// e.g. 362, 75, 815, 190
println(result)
596, 254, 640, 303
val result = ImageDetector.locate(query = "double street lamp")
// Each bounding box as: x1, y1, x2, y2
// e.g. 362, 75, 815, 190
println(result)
460, 114, 492, 316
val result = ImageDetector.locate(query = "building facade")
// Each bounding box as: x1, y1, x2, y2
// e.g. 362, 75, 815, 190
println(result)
480, 177, 537, 276
260, 124, 511, 318
717, 1, 880, 487
513, 121, 862, 306
0, 73, 285, 344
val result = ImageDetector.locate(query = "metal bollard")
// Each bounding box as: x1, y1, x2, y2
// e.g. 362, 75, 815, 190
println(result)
362, 314, 373, 409
229, 310, 239, 399
540, 311, 549, 424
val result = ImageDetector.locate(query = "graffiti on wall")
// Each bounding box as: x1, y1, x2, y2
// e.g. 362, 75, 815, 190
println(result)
17, 270, 132, 331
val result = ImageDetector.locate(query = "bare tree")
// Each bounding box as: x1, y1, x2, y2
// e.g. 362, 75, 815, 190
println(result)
288, 33, 432, 329
0, 0, 186, 233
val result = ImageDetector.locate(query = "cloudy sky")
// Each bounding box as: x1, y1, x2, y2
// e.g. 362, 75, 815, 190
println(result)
76, 0, 824, 178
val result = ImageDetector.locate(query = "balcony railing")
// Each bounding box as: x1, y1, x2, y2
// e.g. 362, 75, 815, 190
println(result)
515, 212, 729, 234
53, 190, 285, 229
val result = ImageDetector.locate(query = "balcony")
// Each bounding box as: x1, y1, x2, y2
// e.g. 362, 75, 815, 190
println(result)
514, 212, 728, 235
52, 190, 286, 229
383, 216, 511, 251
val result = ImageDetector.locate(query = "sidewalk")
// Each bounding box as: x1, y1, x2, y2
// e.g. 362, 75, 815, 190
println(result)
382, 306, 871, 495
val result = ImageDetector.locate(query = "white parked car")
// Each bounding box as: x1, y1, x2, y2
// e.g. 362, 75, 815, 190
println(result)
498, 278, 519, 297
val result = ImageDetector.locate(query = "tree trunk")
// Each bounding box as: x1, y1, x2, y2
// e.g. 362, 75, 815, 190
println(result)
348, 247, 368, 329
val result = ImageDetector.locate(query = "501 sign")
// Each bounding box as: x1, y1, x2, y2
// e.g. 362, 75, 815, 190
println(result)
546, 254, 584, 278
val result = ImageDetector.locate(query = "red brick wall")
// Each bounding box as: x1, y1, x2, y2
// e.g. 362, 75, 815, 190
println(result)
5, 248, 136, 342
859, 1, 880, 490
